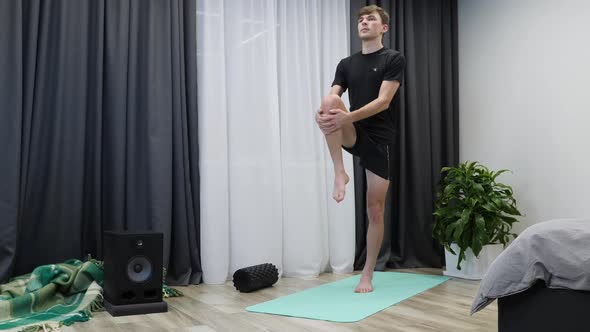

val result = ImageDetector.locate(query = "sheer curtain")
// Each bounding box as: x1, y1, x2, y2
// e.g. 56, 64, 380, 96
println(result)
197, 0, 353, 284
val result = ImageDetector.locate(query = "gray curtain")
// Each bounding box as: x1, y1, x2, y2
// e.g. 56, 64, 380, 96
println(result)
350, 0, 459, 270
0, 0, 201, 285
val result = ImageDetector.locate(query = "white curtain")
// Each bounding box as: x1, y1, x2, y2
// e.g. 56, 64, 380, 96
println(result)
197, 0, 354, 284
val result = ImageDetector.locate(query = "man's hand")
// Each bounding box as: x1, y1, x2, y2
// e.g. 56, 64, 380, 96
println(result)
326, 108, 351, 132
315, 108, 350, 135
315, 108, 335, 135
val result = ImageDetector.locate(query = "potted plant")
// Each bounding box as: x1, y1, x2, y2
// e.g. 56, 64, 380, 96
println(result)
432, 161, 522, 279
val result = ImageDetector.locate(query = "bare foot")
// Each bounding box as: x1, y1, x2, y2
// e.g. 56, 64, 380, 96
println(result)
332, 171, 350, 203
354, 275, 373, 293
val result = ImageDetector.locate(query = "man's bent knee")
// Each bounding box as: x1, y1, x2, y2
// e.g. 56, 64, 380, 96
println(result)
321, 94, 346, 112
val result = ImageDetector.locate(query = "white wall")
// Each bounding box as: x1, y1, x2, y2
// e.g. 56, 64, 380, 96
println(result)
458, 0, 590, 232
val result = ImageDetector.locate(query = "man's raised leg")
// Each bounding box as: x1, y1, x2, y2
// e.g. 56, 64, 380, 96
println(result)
355, 169, 390, 293
318, 95, 356, 203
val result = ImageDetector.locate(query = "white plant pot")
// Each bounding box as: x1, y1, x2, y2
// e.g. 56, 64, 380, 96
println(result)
443, 243, 503, 280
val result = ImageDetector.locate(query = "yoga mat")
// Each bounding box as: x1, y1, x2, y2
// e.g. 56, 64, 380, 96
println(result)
246, 272, 449, 322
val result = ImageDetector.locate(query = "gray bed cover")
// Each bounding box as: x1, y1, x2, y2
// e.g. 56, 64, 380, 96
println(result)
471, 218, 590, 314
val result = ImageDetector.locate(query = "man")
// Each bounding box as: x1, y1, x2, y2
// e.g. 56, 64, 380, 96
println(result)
315, 5, 405, 293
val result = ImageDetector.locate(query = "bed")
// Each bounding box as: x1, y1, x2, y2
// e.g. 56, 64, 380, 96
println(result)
470, 218, 590, 331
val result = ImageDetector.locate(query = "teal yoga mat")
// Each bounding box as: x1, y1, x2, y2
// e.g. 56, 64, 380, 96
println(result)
246, 272, 449, 323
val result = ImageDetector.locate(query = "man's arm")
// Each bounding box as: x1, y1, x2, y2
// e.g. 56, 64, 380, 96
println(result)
346, 80, 400, 123
329, 85, 345, 97
321, 80, 400, 132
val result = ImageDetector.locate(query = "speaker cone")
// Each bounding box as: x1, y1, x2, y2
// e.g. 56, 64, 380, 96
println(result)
126, 256, 152, 283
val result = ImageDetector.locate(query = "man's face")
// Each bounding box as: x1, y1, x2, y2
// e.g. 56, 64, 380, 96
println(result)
357, 11, 388, 41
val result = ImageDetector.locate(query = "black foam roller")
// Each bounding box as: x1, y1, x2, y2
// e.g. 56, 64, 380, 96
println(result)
233, 263, 279, 293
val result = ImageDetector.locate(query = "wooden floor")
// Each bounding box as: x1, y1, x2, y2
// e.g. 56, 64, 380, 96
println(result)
64, 268, 497, 332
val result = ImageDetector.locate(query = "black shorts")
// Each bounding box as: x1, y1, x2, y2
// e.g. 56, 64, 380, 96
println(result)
343, 124, 392, 180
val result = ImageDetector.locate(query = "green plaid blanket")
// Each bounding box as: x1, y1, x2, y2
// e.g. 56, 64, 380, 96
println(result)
0, 259, 183, 332
0, 259, 103, 331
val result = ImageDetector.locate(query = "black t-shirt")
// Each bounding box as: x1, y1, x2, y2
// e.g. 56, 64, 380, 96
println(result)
331, 47, 405, 144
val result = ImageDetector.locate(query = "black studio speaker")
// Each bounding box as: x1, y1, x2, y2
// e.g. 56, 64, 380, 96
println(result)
103, 231, 167, 316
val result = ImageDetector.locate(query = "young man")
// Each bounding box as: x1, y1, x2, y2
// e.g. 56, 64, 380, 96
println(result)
315, 5, 405, 293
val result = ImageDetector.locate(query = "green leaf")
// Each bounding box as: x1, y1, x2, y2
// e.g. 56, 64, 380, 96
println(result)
501, 216, 518, 225
456, 249, 466, 270
473, 183, 484, 194
460, 208, 472, 224
475, 214, 489, 244
445, 244, 456, 255
495, 183, 513, 192
444, 221, 459, 240
492, 169, 510, 181
500, 200, 521, 216
471, 237, 483, 257
433, 206, 452, 217
443, 184, 458, 197
454, 223, 465, 244
481, 203, 496, 212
